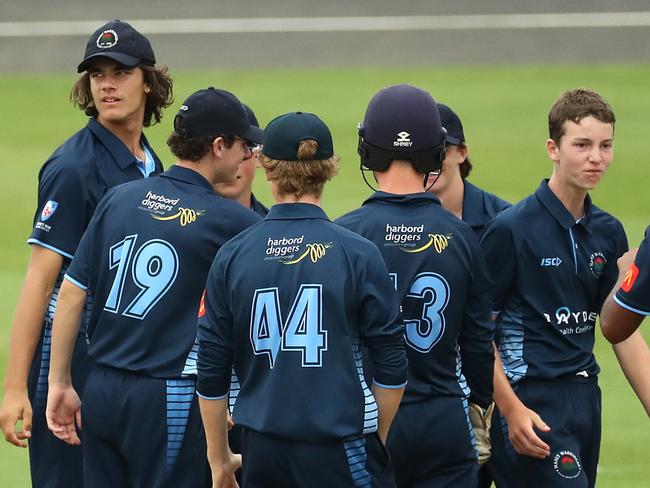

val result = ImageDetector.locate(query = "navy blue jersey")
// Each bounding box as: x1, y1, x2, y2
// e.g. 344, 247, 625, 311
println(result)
250, 193, 269, 217
336, 192, 494, 407
481, 180, 628, 382
66, 165, 261, 378
197, 203, 407, 442
462, 180, 511, 238
615, 225, 650, 315
29, 118, 163, 259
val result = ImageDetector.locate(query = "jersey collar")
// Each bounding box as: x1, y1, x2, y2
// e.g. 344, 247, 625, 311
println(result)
363, 191, 442, 207
87, 118, 162, 172
461, 180, 486, 227
159, 165, 214, 191
265, 203, 330, 221
535, 179, 593, 232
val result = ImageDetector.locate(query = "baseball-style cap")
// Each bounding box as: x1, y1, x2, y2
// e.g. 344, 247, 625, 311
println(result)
77, 20, 156, 73
173, 87, 264, 144
262, 112, 334, 161
360, 84, 445, 152
243, 104, 259, 128
438, 103, 465, 145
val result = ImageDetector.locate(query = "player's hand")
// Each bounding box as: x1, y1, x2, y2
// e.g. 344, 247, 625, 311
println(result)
45, 383, 82, 445
0, 388, 33, 447
504, 404, 551, 459
211, 452, 242, 488
617, 249, 638, 274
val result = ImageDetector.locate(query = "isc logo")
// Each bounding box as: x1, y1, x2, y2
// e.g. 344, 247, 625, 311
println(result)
540, 257, 562, 267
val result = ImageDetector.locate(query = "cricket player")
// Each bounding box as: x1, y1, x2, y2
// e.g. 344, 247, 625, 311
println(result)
45, 87, 263, 487
337, 84, 495, 487
426, 102, 510, 484
197, 111, 407, 488
428, 103, 510, 237
0, 19, 173, 487
482, 88, 631, 487
214, 104, 269, 217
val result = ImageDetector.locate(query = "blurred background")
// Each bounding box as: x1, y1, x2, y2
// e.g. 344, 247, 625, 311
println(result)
4, 0, 650, 71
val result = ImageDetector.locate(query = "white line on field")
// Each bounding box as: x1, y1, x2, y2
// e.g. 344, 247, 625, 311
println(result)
2, 12, 650, 37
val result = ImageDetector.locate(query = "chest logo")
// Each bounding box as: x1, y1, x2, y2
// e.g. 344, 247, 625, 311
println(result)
540, 257, 562, 267
589, 252, 606, 278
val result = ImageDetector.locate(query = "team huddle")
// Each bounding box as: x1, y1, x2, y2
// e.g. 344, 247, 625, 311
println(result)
1, 19, 649, 488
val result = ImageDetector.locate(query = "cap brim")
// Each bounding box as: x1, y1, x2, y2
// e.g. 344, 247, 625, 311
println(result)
445, 135, 463, 145
77, 52, 141, 73
239, 125, 264, 145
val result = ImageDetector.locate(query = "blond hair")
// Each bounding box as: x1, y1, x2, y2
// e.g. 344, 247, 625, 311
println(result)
260, 140, 340, 199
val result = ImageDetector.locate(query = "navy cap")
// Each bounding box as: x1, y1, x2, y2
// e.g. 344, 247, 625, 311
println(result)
262, 112, 334, 161
173, 88, 264, 144
438, 103, 465, 145
360, 84, 445, 152
243, 104, 259, 128
77, 20, 156, 73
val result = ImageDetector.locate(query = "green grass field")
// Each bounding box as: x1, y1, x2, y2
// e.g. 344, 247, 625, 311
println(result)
1, 64, 649, 486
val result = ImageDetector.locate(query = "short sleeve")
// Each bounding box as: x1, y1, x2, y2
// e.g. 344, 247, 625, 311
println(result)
357, 244, 408, 388
28, 159, 90, 259
459, 233, 495, 407
615, 227, 650, 315
197, 255, 234, 399
64, 192, 113, 291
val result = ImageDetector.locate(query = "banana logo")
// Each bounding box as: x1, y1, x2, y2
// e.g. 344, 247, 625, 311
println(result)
281, 242, 333, 265
152, 208, 205, 226
401, 234, 451, 254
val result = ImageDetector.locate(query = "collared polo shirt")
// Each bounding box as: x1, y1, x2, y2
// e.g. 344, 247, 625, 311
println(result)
29, 118, 164, 259
250, 193, 269, 217
197, 203, 407, 442
65, 165, 262, 378
481, 179, 627, 382
337, 192, 494, 407
462, 180, 511, 238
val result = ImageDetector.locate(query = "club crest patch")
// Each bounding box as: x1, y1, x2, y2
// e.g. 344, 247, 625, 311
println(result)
553, 450, 582, 479
589, 252, 606, 278
96, 29, 118, 49
41, 200, 58, 221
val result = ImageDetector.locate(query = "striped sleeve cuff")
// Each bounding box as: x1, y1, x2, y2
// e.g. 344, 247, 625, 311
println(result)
196, 390, 229, 401
614, 294, 650, 316
27, 238, 74, 259
64, 274, 88, 291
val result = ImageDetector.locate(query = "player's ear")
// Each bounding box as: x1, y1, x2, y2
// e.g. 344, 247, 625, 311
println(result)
144, 85, 151, 94
546, 138, 560, 162
212, 136, 226, 158
456, 144, 468, 164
